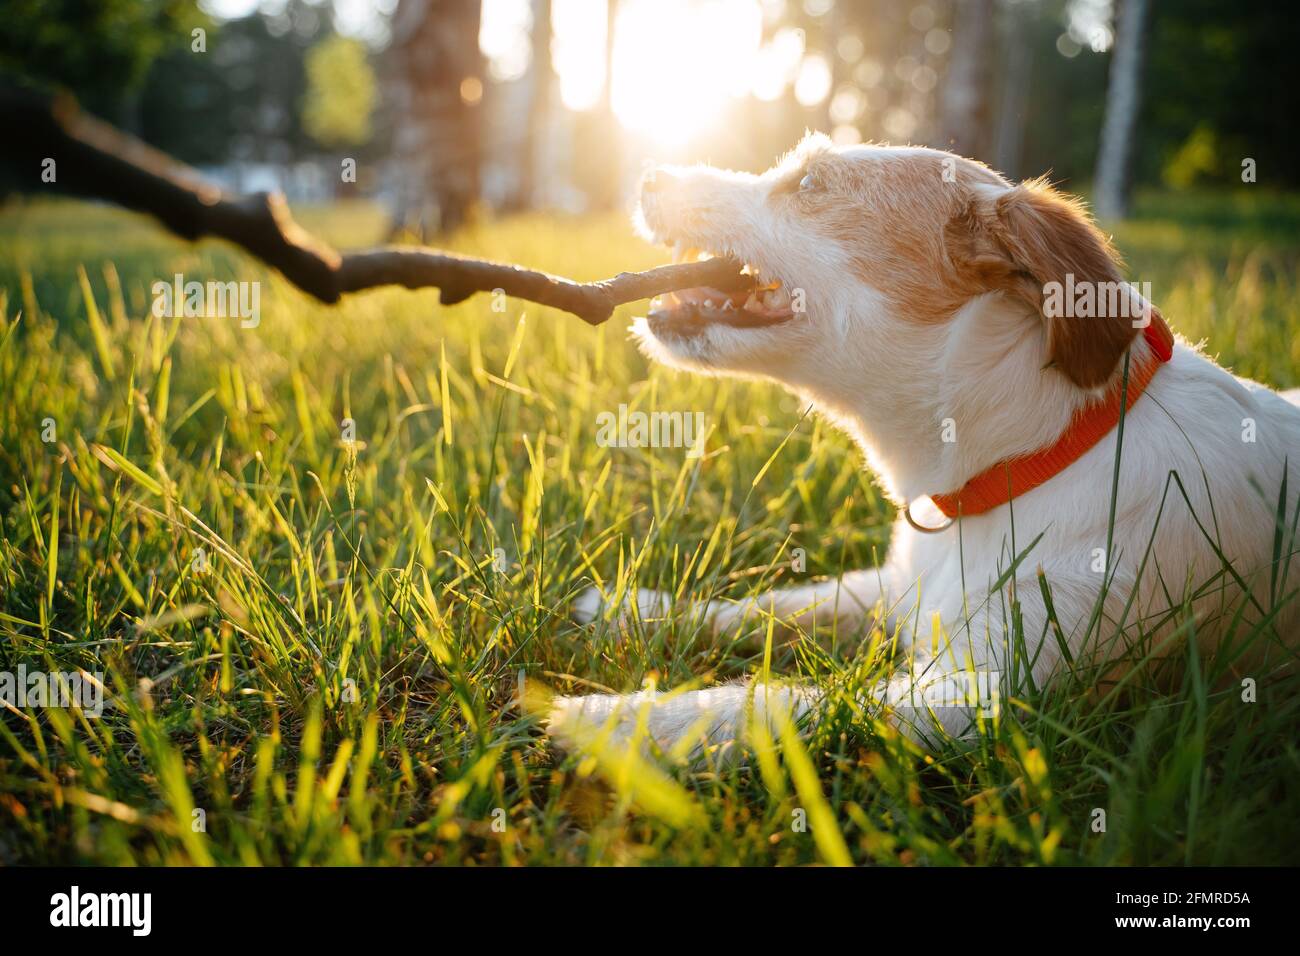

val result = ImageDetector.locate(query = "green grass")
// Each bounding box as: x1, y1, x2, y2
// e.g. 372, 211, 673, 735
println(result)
0, 191, 1298, 866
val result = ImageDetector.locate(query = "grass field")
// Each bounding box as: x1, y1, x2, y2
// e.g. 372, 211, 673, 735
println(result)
2, 191, 1299, 866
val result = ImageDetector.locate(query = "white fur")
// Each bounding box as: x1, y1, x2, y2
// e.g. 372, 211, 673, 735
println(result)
550, 140, 1300, 756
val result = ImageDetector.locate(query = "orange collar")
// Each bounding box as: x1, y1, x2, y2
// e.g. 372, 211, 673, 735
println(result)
929, 318, 1175, 520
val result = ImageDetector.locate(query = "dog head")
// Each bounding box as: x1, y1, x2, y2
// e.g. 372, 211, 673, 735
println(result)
632, 133, 1161, 498
634, 132, 1147, 403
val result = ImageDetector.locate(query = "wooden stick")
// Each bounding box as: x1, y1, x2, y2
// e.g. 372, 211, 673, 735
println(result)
0, 85, 746, 325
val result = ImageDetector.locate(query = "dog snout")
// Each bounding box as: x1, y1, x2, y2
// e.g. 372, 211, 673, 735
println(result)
638, 165, 753, 244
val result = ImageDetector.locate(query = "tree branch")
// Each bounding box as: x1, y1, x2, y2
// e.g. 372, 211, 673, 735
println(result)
0, 84, 746, 325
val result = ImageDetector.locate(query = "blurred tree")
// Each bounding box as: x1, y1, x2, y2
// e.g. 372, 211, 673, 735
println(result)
808, 0, 933, 149
939, 0, 996, 160
1007, 0, 1300, 194
1162, 124, 1221, 190
590, 0, 622, 210
509, 0, 552, 211
991, 0, 1038, 179
1094, 0, 1151, 218
566, 0, 622, 211
0, 0, 194, 123
138, 2, 324, 168
388, 0, 485, 234
1142, 0, 1300, 190
303, 35, 377, 148
1012, 0, 1109, 189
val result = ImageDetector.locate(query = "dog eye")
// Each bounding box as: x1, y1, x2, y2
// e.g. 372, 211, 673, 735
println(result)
798, 173, 818, 192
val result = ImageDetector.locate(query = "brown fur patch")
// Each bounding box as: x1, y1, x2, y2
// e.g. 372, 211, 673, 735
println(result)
801, 150, 1005, 325
971, 178, 1143, 389
802, 147, 1146, 390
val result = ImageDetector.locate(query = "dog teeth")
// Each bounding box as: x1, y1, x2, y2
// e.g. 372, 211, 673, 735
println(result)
762, 285, 792, 310
744, 292, 760, 311
742, 262, 783, 290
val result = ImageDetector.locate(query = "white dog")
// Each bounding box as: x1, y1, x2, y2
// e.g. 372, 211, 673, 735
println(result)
549, 133, 1300, 754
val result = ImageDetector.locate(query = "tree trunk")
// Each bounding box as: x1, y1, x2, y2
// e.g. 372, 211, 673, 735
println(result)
388, 0, 484, 235
511, 0, 552, 211
992, 0, 1032, 180
1094, 0, 1152, 220
938, 0, 995, 160
590, 0, 622, 210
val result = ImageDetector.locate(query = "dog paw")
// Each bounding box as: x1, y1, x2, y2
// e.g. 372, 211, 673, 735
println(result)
571, 585, 672, 625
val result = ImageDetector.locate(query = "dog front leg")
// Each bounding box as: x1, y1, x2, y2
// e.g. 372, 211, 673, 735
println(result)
869, 571, 1093, 744
704, 568, 899, 641
573, 565, 903, 642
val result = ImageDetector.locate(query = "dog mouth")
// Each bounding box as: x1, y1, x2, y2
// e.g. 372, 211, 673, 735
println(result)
647, 243, 797, 335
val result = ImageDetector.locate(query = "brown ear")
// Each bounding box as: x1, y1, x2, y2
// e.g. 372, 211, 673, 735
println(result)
956, 178, 1142, 389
